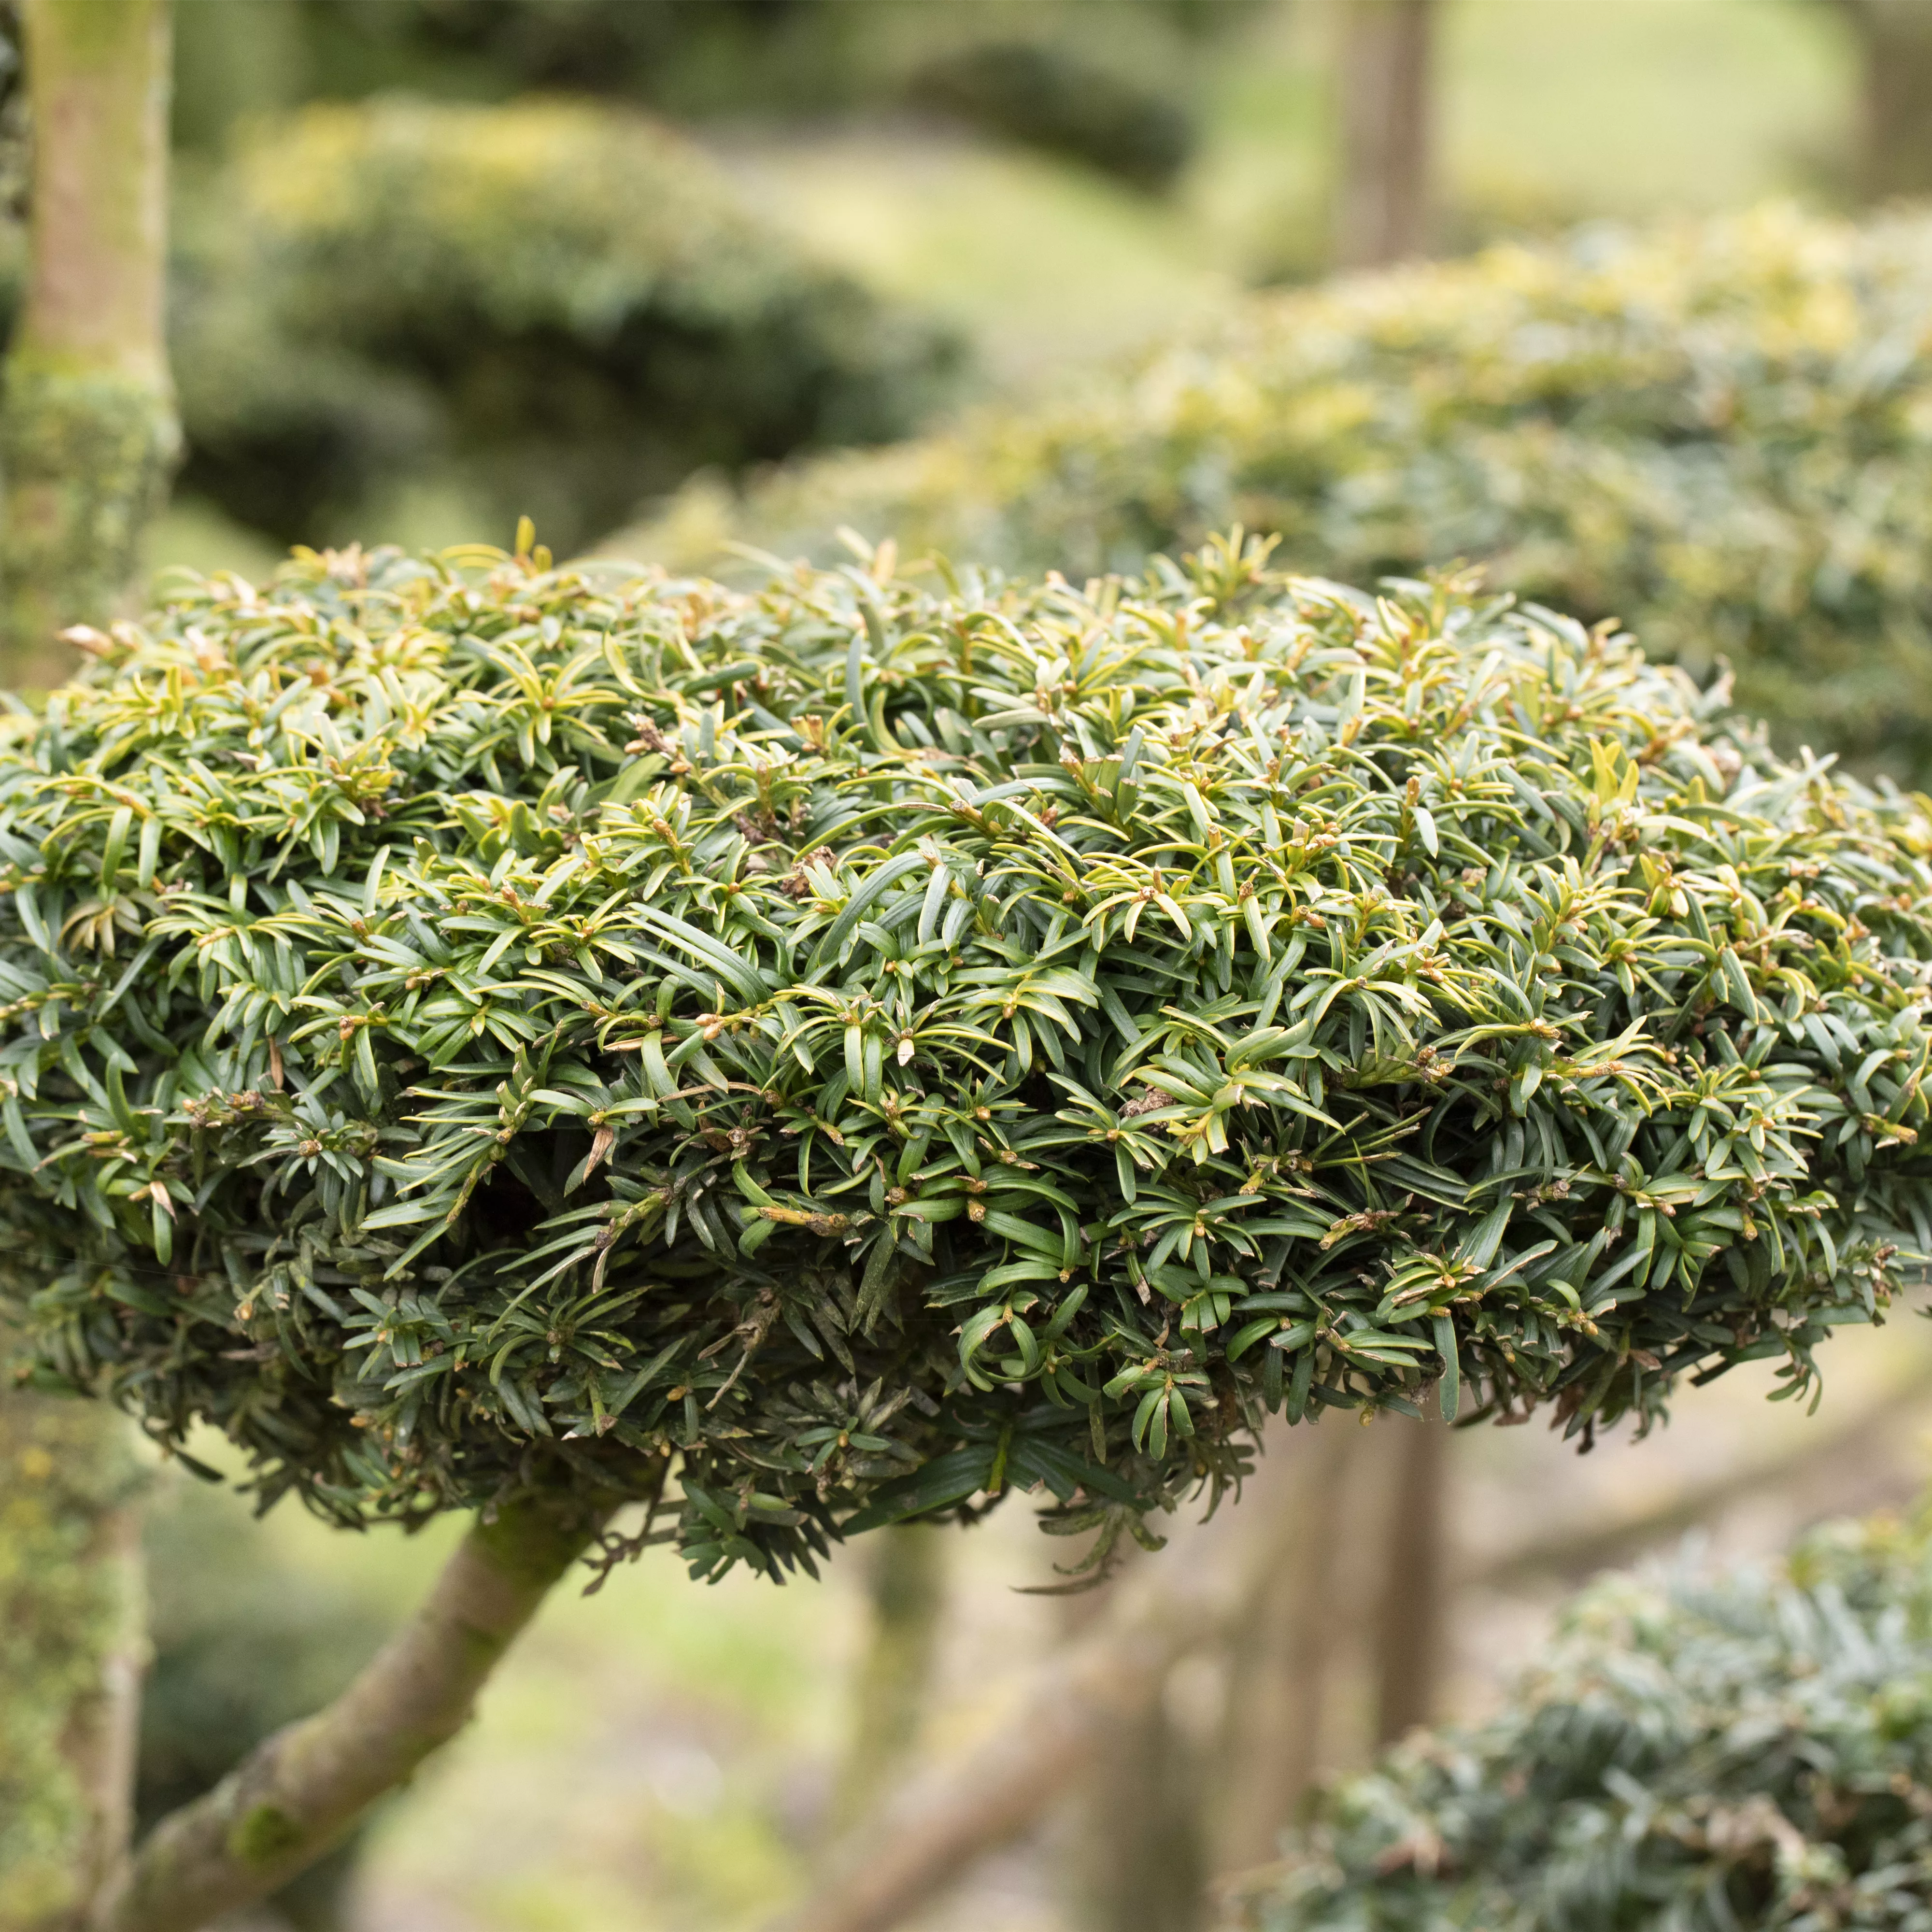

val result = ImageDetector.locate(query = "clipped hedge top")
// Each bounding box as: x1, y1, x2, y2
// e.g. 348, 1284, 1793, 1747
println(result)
637, 204, 1932, 781
1235, 1512, 1932, 1932
169, 97, 960, 550
3, 536, 1931, 1577
234, 98, 869, 342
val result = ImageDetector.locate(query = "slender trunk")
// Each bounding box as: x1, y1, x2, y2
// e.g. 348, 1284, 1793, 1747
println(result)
95, 1495, 599, 1932
1333, 0, 1435, 269
1210, 1418, 1359, 1872
1371, 1416, 1449, 1746
834, 1523, 949, 1833
773, 1496, 1269, 1932
0, 1380, 146, 1932
0, 12, 180, 1906
1, 0, 180, 681
1065, 1539, 1208, 1932
1836, 0, 1932, 201
1070, 1667, 1206, 1932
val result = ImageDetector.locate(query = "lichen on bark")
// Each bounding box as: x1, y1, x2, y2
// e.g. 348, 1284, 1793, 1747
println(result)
99, 1494, 599, 1932
0, 355, 176, 671
0, 1376, 145, 1931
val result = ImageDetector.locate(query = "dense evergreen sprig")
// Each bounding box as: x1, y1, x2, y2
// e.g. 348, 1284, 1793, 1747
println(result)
2, 533, 1931, 1577
1233, 1513, 1932, 1932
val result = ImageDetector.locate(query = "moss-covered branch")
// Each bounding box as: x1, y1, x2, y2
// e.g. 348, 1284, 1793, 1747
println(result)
1, 0, 179, 678
94, 1496, 599, 1932
0, 1380, 145, 1932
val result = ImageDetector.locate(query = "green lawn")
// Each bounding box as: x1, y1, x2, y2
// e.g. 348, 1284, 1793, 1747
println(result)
710, 0, 1858, 374
1439, 0, 1854, 234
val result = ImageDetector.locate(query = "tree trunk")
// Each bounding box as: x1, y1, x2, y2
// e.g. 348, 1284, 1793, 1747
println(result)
772, 1494, 1271, 1932
1069, 1660, 1207, 1932
1836, 0, 1932, 202
1208, 1412, 1450, 1882
1062, 1533, 1210, 1932
1210, 1418, 1361, 1873
834, 1523, 949, 1833
1370, 1415, 1449, 1746
0, 1379, 146, 1932
94, 1494, 599, 1932
1333, 0, 1435, 269
1, 0, 179, 682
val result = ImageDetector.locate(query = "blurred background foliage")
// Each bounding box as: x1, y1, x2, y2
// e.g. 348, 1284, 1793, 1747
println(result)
172, 0, 1247, 155
136, 1477, 392, 1932
16, 2, 1932, 1930
132, 1330, 1932, 1932
168, 95, 961, 554
128, 0, 1870, 576
1234, 1507, 1932, 1932
631, 203, 1932, 783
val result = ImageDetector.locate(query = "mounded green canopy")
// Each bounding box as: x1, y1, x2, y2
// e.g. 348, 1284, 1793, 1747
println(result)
639, 205, 1932, 781
2, 533, 1928, 1577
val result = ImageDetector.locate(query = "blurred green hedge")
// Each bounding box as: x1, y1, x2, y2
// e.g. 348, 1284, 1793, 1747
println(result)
634, 206, 1932, 782
176, 0, 1236, 186
169, 97, 962, 552
906, 39, 1197, 192
1231, 1511, 1932, 1932
315, 0, 1215, 116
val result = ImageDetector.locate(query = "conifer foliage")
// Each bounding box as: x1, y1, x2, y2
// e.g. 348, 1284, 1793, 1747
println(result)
1, 534, 1929, 1579
1235, 1514, 1932, 1932
170, 98, 961, 554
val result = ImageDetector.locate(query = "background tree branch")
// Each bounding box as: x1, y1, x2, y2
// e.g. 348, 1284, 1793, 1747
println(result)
1470, 1367, 1932, 1591
93, 1495, 601, 1932
832, 1522, 949, 1836
1334, 0, 1436, 268
771, 1452, 1313, 1932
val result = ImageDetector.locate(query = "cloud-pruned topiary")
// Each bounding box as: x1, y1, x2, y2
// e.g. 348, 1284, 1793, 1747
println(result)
907, 38, 1197, 192
1231, 1511, 1932, 1932
168, 98, 961, 554
634, 205, 1932, 783
2, 533, 1930, 1580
